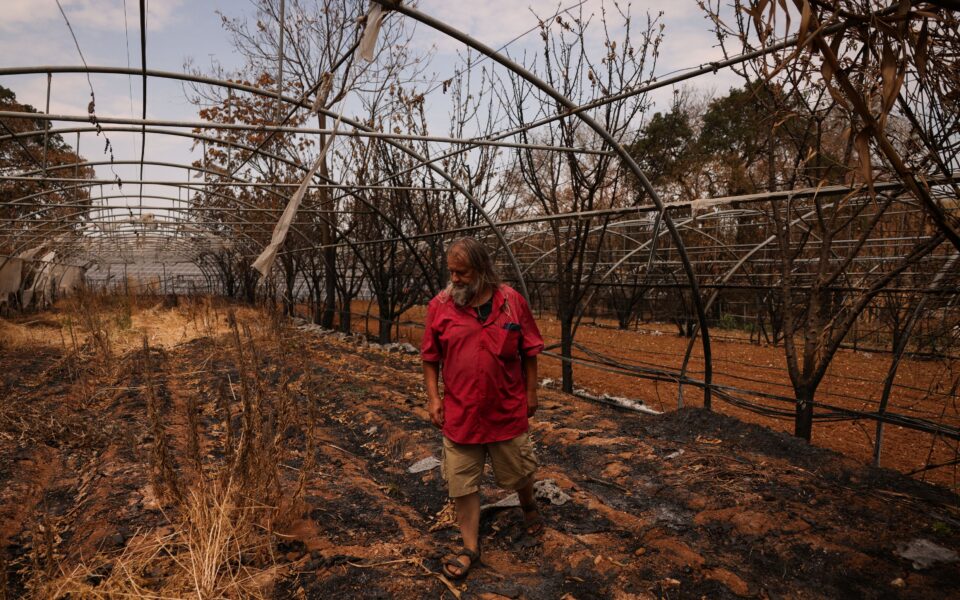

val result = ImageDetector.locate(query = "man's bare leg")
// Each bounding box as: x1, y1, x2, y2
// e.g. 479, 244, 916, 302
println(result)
517, 478, 543, 535
449, 492, 481, 576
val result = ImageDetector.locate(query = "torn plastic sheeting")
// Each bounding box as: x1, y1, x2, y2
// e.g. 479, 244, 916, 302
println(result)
0, 258, 23, 304
13, 247, 44, 307
479, 479, 571, 513
573, 389, 661, 415
18, 246, 44, 261
139, 212, 159, 230
177, 224, 205, 235
480, 494, 520, 512
24, 251, 57, 308
689, 197, 733, 217
57, 265, 85, 295
358, 3, 387, 62
251, 113, 343, 277
48, 264, 67, 293
407, 456, 441, 473
896, 538, 959, 570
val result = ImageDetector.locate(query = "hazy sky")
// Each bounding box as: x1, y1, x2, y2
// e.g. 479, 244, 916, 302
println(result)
1, 0, 743, 207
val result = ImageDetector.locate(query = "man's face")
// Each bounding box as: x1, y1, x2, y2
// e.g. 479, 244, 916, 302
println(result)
447, 253, 477, 306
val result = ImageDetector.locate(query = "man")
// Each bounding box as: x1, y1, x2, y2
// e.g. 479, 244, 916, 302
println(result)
421, 237, 545, 580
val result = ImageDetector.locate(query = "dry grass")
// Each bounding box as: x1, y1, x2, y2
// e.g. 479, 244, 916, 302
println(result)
0, 290, 260, 357
0, 318, 64, 349
37, 479, 271, 599
12, 295, 311, 599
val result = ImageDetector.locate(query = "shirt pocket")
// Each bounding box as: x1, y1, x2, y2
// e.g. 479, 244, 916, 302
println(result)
497, 322, 522, 360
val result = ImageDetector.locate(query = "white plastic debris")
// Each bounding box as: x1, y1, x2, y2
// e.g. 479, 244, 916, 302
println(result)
252, 114, 342, 276
407, 456, 441, 474
0, 257, 23, 308
292, 320, 418, 354
896, 538, 959, 570
358, 3, 387, 62
534, 479, 571, 506
573, 389, 661, 415
56, 265, 85, 295
480, 495, 521, 512
479, 479, 571, 513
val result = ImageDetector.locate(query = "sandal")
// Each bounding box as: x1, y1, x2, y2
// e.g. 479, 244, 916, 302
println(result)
521, 502, 544, 536
441, 547, 481, 580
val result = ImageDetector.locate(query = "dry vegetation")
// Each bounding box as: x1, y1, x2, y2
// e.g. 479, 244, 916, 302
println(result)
342, 300, 960, 491
1, 292, 305, 598
1, 294, 959, 599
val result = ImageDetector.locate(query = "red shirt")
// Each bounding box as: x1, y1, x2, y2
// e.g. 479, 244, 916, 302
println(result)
421, 285, 544, 444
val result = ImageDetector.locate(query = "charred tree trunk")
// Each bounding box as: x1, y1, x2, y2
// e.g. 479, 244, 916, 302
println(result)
339, 304, 352, 334
322, 246, 337, 328
794, 386, 815, 441
560, 315, 574, 394
377, 308, 393, 344
282, 257, 296, 317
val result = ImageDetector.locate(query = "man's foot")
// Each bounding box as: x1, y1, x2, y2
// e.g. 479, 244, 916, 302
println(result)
521, 502, 544, 536
441, 547, 480, 580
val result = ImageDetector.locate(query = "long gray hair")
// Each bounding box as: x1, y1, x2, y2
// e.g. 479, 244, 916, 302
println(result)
445, 237, 501, 295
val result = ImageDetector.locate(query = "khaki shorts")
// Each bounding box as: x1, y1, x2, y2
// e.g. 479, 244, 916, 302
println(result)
442, 433, 538, 498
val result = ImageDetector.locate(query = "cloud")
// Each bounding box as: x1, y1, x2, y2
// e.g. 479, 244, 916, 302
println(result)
408, 1, 736, 86
409, 1, 714, 54
0, 0, 184, 33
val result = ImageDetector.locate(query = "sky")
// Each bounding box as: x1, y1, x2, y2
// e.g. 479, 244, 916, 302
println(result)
0, 0, 744, 244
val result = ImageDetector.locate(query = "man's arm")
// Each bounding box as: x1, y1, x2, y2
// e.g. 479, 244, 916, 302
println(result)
423, 360, 443, 428
522, 355, 538, 417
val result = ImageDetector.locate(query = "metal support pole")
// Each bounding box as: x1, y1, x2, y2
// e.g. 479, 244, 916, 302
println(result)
42, 73, 52, 174
227, 89, 234, 169
275, 0, 285, 115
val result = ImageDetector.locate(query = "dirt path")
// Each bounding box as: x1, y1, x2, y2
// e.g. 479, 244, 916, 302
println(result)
2, 304, 959, 598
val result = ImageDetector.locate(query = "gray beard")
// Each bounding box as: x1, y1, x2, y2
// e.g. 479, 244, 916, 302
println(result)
449, 280, 480, 307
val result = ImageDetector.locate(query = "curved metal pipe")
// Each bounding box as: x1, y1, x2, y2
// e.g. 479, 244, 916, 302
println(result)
0, 65, 528, 297
384, 2, 713, 404
0, 127, 437, 285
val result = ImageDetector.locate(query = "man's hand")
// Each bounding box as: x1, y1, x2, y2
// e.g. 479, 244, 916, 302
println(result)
429, 396, 444, 428
423, 360, 443, 429
522, 355, 539, 418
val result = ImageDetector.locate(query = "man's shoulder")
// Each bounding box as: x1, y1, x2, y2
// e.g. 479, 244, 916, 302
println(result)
498, 283, 518, 296
428, 289, 453, 308
498, 284, 526, 304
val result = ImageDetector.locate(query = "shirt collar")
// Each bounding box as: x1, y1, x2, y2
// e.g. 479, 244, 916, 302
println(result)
451, 286, 505, 322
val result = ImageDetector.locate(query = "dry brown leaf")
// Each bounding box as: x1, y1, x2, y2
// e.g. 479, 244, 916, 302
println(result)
798, 0, 812, 49
821, 23, 847, 82
915, 18, 929, 79
824, 80, 849, 109
880, 39, 899, 115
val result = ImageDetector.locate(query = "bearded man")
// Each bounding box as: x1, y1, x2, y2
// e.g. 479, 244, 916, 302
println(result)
421, 237, 545, 580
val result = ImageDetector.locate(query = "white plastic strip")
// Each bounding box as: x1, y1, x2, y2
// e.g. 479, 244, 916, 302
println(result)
358, 3, 386, 62
251, 112, 343, 277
